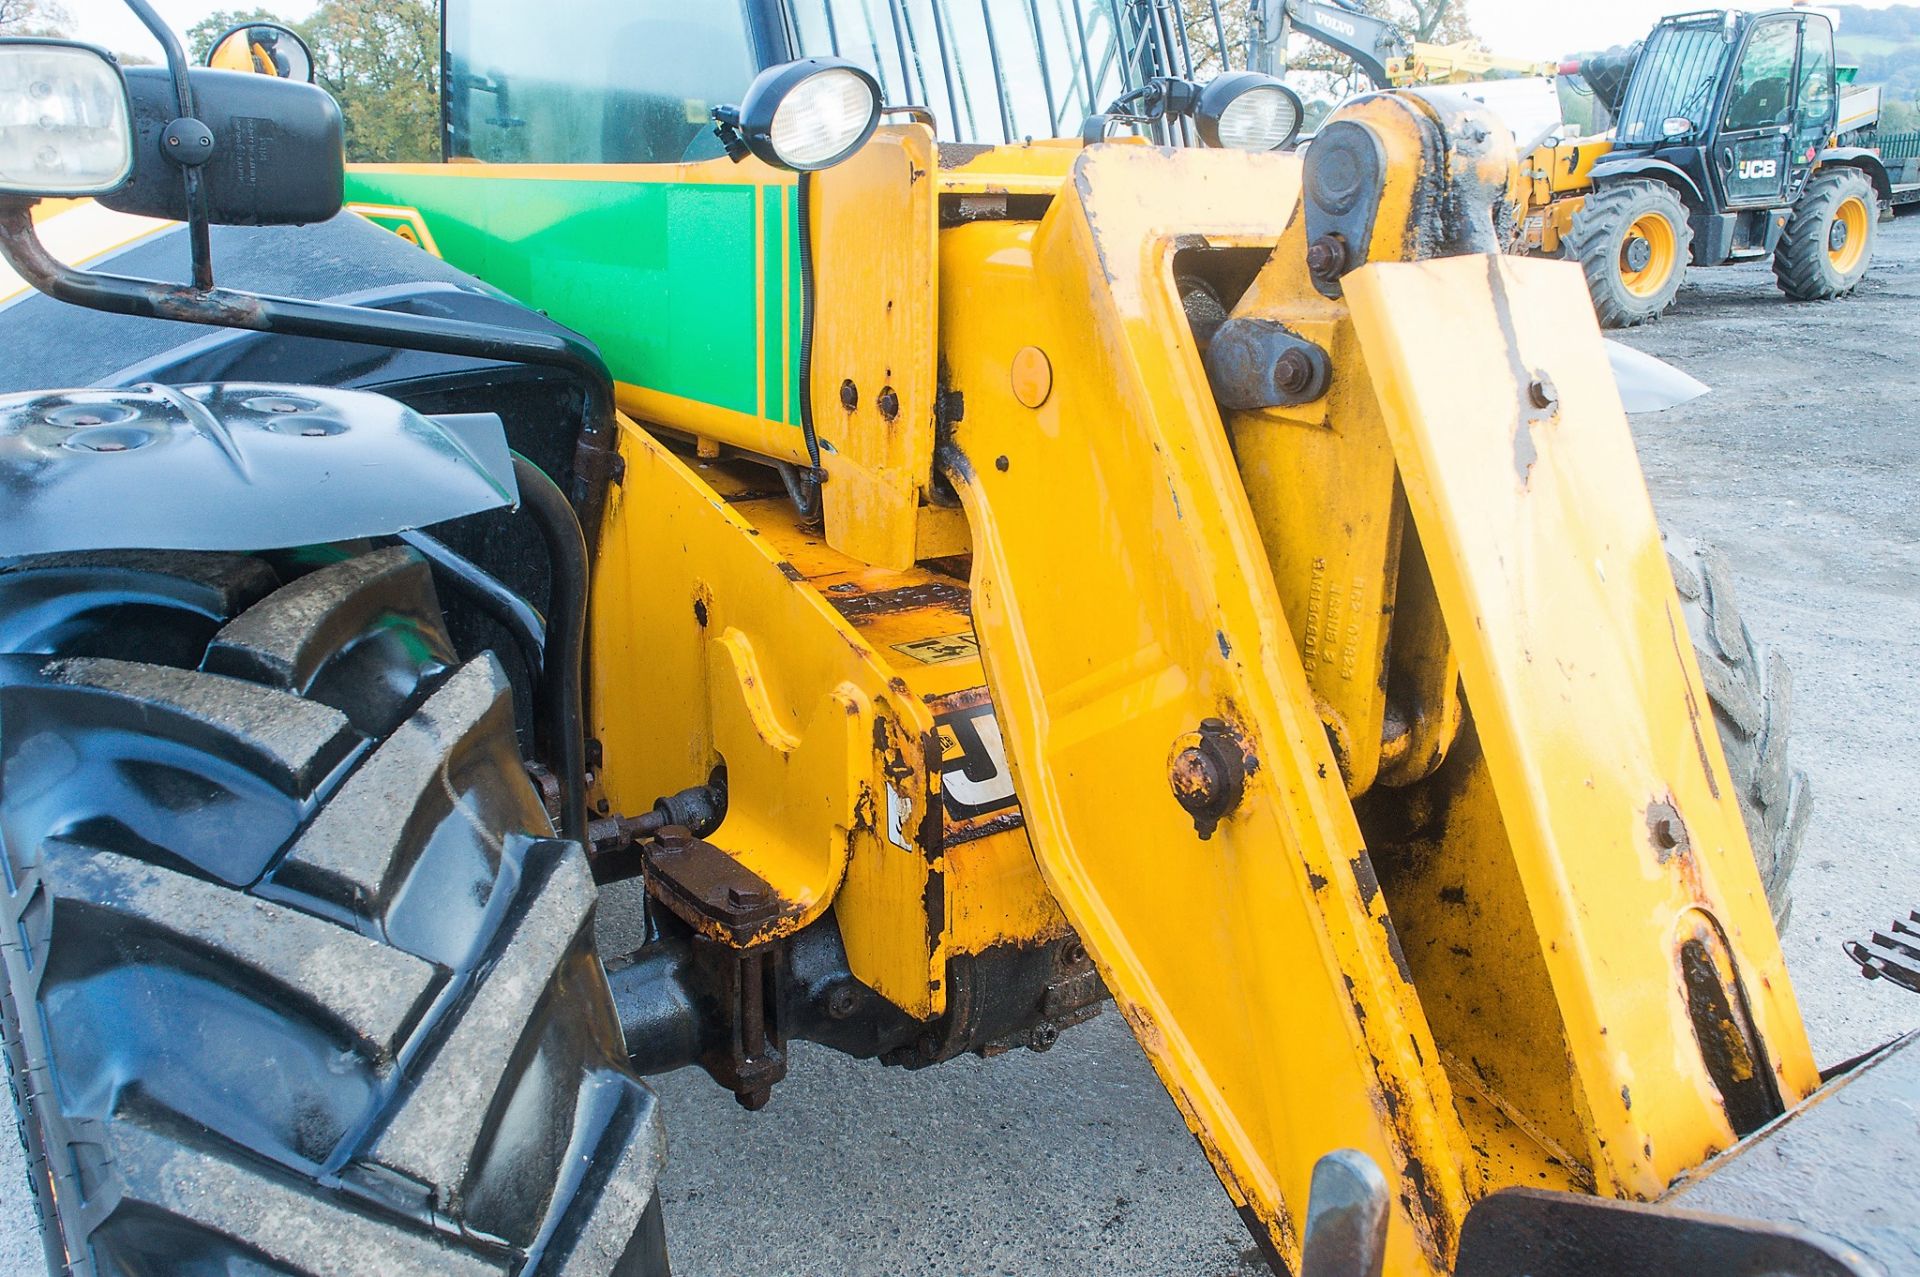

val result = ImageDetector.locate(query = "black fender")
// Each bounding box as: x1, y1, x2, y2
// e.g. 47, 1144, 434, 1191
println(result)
1589, 155, 1706, 207
0, 212, 594, 491
1817, 147, 1894, 206
0, 382, 516, 558
0, 212, 590, 605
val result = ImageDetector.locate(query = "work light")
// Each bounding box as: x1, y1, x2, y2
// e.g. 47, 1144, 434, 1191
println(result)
0, 40, 134, 197
716, 58, 882, 173
1195, 72, 1304, 152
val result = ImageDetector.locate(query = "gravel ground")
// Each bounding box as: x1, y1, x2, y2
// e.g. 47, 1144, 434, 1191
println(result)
0, 218, 1912, 1276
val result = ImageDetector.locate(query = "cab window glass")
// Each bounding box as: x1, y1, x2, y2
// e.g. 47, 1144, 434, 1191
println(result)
446, 0, 758, 163
1795, 18, 1835, 132
785, 0, 1128, 144
1724, 18, 1798, 132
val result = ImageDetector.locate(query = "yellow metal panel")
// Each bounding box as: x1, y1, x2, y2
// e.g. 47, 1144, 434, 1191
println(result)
592, 427, 1062, 1012
941, 148, 1468, 1275
590, 422, 941, 1009
1228, 306, 1403, 795
932, 138, 1087, 195
812, 125, 940, 570
1345, 254, 1820, 1196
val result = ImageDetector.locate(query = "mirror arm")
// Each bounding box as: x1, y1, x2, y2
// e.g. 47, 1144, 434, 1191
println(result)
124, 0, 216, 288
0, 199, 623, 540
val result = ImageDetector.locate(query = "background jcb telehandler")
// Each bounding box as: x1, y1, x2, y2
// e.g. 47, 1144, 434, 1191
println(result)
1270, 3, 1896, 327
1524, 7, 1893, 327
0, 1, 1913, 1275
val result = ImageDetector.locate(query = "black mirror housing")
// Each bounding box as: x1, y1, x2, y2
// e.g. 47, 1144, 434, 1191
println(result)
100, 66, 343, 226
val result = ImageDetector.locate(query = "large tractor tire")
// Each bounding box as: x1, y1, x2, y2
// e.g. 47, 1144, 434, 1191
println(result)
1667, 539, 1811, 928
1774, 166, 1878, 302
1564, 179, 1694, 328
0, 546, 668, 1276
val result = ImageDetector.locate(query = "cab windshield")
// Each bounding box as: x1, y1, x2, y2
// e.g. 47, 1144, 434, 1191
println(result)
782, 0, 1174, 144
1615, 17, 1728, 146
444, 0, 1227, 162
446, 0, 761, 163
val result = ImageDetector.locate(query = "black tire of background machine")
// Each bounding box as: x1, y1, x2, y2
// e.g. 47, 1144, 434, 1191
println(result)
1564, 179, 1694, 328
1774, 166, 1878, 302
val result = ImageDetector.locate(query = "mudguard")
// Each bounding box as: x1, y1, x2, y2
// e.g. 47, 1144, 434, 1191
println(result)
1818, 147, 1895, 206
0, 382, 516, 558
0, 212, 586, 561
1590, 154, 1706, 205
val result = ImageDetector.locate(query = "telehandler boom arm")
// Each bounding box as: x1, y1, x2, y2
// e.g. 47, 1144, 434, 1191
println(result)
939, 90, 1815, 1274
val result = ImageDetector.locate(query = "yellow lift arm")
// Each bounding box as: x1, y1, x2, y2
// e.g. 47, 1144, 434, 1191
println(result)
938, 91, 1814, 1274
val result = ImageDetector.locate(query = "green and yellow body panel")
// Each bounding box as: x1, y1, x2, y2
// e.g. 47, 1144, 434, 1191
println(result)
347, 159, 807, 456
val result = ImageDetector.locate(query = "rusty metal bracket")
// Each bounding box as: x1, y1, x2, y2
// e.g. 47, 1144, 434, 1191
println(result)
1302, 120, 1387, 298
642, 827, 803, 949
641, 827, 806, 1109
1205, 319, 1332, 411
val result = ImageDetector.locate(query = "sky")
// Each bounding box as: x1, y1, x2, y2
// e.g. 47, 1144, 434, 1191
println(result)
53, 0, 1920, 63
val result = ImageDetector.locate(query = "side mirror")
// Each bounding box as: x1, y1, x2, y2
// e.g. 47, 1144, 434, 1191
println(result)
204, 22, 315, 85
0, 40, 136, 198
101, 66, 342, 225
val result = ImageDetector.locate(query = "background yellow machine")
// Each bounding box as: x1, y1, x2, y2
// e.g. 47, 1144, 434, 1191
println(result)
0, 2, 1910, 1276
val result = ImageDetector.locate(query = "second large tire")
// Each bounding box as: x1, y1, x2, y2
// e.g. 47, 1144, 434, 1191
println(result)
1667, 538, 1811, 927
1774, 166, 1878, 302
0, 546, 668, 1276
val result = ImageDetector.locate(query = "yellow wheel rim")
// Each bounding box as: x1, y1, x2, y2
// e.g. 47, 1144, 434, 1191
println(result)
1828, 194, 1870, 274
1618, 211, 1678, 298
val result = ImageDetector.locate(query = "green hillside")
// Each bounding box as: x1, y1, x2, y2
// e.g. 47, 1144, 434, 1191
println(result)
1836, 3, 1920, 124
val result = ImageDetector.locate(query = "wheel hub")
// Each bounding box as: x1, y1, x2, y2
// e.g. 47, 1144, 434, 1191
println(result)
1623, 235, 1654, 273
1829, 219, 1850, 252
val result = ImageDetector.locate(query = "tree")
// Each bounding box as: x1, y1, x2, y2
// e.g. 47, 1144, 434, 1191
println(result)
0, 0, 71, 36
303, 0, 439, 163
183, 0, 440, 164
1178, 1, 1478, 97
187, 8, 288, 62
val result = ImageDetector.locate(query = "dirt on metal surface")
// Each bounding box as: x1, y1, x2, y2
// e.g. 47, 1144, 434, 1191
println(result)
0, 225, 1913, 1277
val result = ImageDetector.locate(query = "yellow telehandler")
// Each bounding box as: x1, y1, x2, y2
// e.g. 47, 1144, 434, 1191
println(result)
0, 2, 1906, 1275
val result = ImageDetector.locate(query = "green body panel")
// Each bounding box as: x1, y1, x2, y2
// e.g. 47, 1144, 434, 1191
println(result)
342, 167, 799, 424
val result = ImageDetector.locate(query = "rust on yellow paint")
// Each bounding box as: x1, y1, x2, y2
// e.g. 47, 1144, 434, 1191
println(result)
928, 90, 1820, 1273
937, 146, 1469, 1274
1346, 252, 1819, 1197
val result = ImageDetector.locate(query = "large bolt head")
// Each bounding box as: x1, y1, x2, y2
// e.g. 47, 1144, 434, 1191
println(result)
1168, 720, 1250, 840
1307, 234, 1350, 280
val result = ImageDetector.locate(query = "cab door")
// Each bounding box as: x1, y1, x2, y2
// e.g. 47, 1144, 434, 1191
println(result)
1714, 15, 1800, 208
1786, 15, 1840, 198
